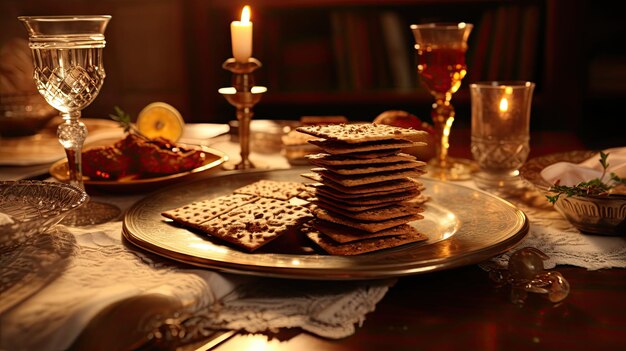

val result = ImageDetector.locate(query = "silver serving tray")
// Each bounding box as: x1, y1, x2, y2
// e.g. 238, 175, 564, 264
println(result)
123, 168, 528, 280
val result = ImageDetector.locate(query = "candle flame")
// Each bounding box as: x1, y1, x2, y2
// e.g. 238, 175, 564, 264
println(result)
241, 5, 251, 23
499, 97, 509, 112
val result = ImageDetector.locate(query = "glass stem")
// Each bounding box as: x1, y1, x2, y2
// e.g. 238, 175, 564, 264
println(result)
431, 93, 455, 168
57, 111, 87, 189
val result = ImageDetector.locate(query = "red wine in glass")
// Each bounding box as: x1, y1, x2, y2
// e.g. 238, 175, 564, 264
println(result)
416, 46, 467, 96
411, 23, 473, 180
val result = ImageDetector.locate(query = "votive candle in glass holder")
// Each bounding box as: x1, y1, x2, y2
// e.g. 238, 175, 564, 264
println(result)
470, 81, 535, 193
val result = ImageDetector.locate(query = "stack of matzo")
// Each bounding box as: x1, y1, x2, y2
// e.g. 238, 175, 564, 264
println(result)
296, 123, 429, 255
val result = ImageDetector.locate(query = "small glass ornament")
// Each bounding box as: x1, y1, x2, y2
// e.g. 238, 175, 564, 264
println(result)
489, 247, 570, 305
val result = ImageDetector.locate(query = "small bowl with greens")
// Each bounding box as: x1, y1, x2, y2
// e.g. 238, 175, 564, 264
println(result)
520, 150, 626, 236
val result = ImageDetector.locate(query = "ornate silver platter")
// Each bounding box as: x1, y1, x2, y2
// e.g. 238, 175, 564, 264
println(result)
123, 168, 528, 280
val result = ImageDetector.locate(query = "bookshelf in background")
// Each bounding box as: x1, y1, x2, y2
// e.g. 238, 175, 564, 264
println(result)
168, 0, 596, 138
581, 1, 626, 147
277, 6, 539, 82
468, 2, 542, 83
239, 1, 548, 124
5, 0, 619, 145
258, 8, 419, 94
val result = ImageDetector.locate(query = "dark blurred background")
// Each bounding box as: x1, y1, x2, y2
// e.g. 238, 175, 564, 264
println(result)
1, 0, 624, 149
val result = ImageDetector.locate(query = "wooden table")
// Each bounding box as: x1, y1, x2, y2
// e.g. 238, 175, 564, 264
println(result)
5, 124, 623, 351
210, 130, 625, 351
211, 265, 626, 351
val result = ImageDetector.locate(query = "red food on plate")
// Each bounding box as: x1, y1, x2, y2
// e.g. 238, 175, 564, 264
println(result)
121, 134, 206, 176
82, 146, 132, 180
82, 133, 206, 180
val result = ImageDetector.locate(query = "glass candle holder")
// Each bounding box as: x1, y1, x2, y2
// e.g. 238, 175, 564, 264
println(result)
470, 81, 535, 193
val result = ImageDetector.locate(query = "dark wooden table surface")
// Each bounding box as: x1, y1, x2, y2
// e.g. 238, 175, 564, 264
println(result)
212, 265, 626, 351
211, 131, 626, 351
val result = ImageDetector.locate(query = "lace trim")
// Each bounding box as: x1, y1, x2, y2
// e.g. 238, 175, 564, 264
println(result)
488, 189, 626, 271
0, 222, 395, 350
204, 279, 393, 339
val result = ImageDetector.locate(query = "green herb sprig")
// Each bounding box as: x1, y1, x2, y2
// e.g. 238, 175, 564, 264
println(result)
546, 152, 626, 204
108, 106, 149, 140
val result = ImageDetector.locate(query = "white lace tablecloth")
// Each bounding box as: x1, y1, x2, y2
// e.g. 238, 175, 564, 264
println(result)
458, 177, 626, 271
2, 178, 625, 350
488, 192, 626, 270
0, 221, 392, 351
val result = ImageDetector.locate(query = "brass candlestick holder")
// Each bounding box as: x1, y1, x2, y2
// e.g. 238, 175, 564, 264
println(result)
219, 57, 267, 170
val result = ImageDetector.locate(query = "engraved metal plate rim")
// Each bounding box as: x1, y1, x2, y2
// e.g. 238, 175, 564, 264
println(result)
122, 168, 529, 280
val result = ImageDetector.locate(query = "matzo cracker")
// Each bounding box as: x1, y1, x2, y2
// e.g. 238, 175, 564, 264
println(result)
197, 197, 312, 252
305, 152, 417, 166
305, 229, 428, 255
233, 179, 306, 201
313, 160, 426, 175
314, 208, 422, 233
313, 183, 421, 199
311, 168, 425, 187
296, 123, 428, 143
314, 189, 421, 206
313, 201, 423, 221
302, 173, 421, 194
161, 193, 259, 228
311, 219, 419, 243
308, 138, 421, 155
312, 196, 396, 212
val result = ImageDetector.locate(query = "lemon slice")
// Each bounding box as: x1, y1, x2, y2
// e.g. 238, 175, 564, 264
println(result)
136, 102, 185, 141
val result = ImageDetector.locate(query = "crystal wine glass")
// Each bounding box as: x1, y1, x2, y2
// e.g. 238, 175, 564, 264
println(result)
411, 22, 473, 180
19, 15, 120, 225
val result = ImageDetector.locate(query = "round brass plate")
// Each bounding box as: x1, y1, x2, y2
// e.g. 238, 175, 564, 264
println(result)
123, 168, 528, 280
50, 144, 228, 194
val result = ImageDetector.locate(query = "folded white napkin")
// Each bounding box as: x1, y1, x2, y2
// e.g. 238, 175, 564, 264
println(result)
540, 147, 626, 186
0, 221, 392, 351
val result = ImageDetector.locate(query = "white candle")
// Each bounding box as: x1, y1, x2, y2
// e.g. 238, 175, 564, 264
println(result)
231, 5, 252, 63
